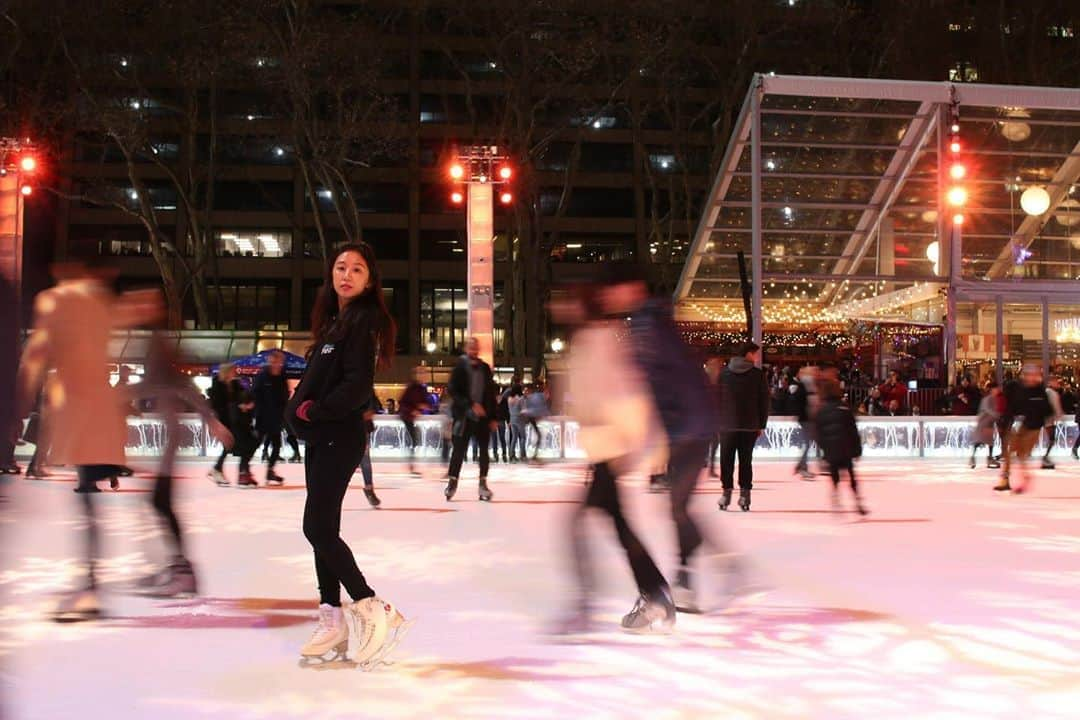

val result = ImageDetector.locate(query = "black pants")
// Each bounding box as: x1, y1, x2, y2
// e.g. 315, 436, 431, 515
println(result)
259, 425, 282, 470
1043, 425, 1056, 461
303, 436, 375, 607
286, 432, 301, 460
829, 461, 857, 493
668, 438, 711, 566
448, 418, 490, 480
571, 461, 667, 602
720, 430, 758, 491
795, 421, 814, 472
528, 418, 542, 459
151, 474, 184, 558
402, 418, 421, 467
971, 442, 995, 462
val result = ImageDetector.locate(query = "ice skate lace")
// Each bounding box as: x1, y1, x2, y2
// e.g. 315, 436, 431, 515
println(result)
626, 595, 649, 620
310, 606, 338, 643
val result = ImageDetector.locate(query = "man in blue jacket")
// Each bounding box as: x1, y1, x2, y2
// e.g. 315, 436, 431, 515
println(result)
598, 266, 720, 614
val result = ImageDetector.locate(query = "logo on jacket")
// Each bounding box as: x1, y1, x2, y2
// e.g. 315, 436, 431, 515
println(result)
321, 344, 335, 355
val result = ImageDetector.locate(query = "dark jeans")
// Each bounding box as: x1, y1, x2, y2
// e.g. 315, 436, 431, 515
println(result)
668, 438, 712, 566
706, 434, 720, 475
303, 436, 375, 607
720, 430, 758, 491
510, 421, 527, 459
448, 417, 490, 480
571, 461, 667, 603
151, 474, 184, 558
495, 421, 508, 460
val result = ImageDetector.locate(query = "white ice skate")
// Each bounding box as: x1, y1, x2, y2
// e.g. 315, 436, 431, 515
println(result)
344, 597, 413, 670
299, 604, 350, 667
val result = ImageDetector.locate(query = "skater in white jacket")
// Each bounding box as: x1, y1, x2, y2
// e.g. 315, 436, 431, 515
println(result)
553, 285, 674, 635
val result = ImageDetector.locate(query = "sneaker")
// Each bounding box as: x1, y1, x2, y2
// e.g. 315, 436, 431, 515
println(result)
237, 472, 258, 488
300, 604, 349, 662
265, 470, 285, 486
620, 589, 676, 633
53, 588, 102, 623
209, 469, 229, 487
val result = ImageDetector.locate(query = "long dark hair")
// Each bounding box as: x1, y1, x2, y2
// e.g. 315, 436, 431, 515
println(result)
309, 242, 397, 369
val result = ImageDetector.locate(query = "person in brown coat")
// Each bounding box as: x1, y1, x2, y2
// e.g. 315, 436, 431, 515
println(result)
17, 261, 160, 622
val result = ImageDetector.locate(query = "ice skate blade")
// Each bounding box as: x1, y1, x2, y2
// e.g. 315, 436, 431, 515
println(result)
300, 641, 353, 669
621, 619, 675, 635
53, 609, 103, 624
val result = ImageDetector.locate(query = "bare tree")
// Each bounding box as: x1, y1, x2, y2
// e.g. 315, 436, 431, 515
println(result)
253, 0, 407, 260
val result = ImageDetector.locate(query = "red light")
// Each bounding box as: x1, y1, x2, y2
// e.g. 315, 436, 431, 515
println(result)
449, 163, 464, 180
499, 191, 512, 205
953, 213, 964, 225
950, 163, 966, 180
450, 191, 464, 204
20, 156, 36, 172
20, 184, 32, 196
498, 166, 512, 180
950, 141, 961, 153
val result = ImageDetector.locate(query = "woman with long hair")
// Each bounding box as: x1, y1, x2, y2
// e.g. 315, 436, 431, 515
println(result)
286, 242, 410, 667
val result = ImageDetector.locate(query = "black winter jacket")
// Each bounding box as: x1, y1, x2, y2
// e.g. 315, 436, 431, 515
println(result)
720, 356, 769, 432
815, 400, 862, 465
253, 368, 288, 431
448, 355, 498, 427
286, 313, 377, 445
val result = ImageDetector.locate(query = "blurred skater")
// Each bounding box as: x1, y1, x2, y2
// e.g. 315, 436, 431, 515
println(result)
815, 379, 868, 516
16, 261, 159, 621
444, 337, 497, 502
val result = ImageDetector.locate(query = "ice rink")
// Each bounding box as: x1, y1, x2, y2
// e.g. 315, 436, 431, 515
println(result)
2, 456, 1079, 719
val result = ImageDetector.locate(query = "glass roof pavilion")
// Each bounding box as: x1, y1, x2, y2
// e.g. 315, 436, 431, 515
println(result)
675, 74, 1080, 379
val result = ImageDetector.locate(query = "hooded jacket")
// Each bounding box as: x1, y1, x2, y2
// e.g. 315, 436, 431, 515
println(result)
720, 356, 769, 433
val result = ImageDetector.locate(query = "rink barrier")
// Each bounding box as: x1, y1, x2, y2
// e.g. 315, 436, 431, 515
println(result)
14, 415, 1074, 461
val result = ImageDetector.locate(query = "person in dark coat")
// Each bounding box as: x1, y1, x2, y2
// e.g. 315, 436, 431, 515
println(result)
997, 365, 1052, 494
398, 366, 431, 475
792, 366, 817, 480
253, 350, 288, 485
878, 370, 907, 414
444, 337, 498, 501
815, 379, 868, 516
718, 341, 769, 512
207, 363, 257, 487
598, 265, 725, 613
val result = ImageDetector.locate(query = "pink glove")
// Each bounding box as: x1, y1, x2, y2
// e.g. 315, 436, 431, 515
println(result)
296, 400, 314, 422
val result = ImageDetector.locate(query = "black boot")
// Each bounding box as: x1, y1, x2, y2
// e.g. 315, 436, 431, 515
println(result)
718, 488, 732, 511
363, 485, 381, 508
739, 489, 751, 512
445, 477, 458, 501
478, 478, 493, 502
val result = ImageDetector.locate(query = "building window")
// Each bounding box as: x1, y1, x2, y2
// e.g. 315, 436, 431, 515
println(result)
214, 181, 293, 211
198, 282, 291, 330
420, 283, 467, 354
551, 235, 634, 263
216, 229, 292, 258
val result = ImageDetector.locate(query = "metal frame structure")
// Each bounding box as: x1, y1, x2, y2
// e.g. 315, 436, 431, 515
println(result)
676, 74, 1080, 382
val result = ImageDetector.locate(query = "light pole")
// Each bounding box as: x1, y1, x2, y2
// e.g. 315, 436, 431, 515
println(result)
448, 145, 513, 368
0, 138, 39, 335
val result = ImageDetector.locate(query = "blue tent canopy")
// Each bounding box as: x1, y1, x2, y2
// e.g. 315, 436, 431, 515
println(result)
211, 349, 306, 379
